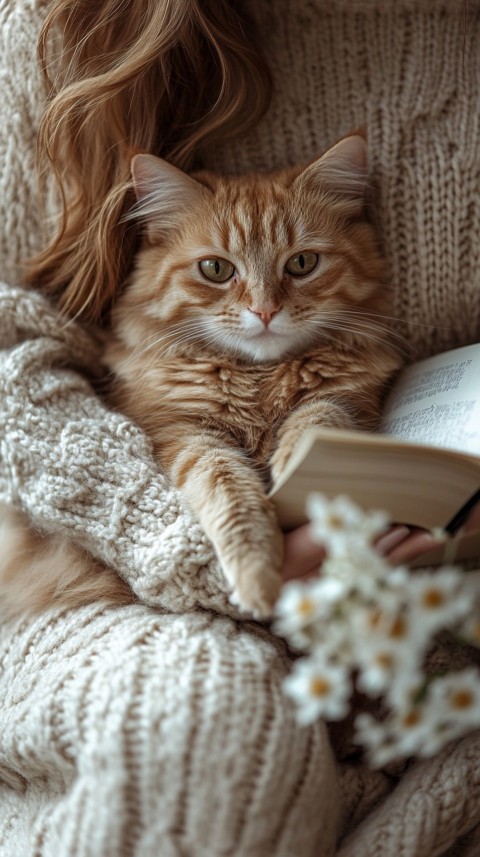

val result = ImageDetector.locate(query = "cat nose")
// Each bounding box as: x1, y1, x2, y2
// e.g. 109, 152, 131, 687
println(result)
248, 305, 282, 326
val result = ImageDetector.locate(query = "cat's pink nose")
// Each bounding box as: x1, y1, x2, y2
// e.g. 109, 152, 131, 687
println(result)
249, 306, 282, 326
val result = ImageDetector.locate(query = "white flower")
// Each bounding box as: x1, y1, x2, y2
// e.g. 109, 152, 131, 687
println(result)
352, 607, 423, 696
407, 568, 472, 634
386, 672, 480, 760
428, 668, 480, 719
390, 707, 431, 758
384, 669, 425, 712
354, 713, 388, 762
354, 712, 406, 768
283, 656, 351, 724
355, 705, 431, 767
321, 549, 389, 599
306, 493, 389, 557
308, 619, 354, 665
368, 670, 480, 763
356, 645, 399, 696
274, 577, 346, 640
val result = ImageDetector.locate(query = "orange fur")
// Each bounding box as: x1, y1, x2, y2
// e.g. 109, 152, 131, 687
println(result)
0, 505, 133, 621
2, 136, 403, 619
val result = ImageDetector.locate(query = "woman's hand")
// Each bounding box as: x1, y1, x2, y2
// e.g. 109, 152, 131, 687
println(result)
281, 523, 445, 583
375, 499, 480, 564
374, 525, 446, 565
282, 524, 326, 582
281, 501, 480, 583
281, 523, 446, 583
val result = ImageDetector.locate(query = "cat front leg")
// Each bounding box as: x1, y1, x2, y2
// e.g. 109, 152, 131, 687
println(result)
270, 398, 356, 486
157, 428, 284, 616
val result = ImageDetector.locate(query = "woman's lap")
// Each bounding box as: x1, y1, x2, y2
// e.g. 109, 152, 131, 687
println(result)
0, 603, 340, 856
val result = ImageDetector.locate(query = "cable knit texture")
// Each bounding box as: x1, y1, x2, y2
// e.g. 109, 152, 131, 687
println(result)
0, 281, 237, 616
1, 0, 480, 855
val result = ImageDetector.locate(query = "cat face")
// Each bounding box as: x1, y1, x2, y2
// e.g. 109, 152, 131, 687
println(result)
120, 135, 385, 364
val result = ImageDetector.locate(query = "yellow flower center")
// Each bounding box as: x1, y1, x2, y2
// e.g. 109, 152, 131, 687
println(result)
451, 690, 474, 709
297, 598, 315, 617
328, 514, 344, 530
375, 652, 393, 668
368, 609, 382, 628
422, 589, 445, 608
402, 710, 421, 728
389, 616, 407, 638
310, 677, 331, 697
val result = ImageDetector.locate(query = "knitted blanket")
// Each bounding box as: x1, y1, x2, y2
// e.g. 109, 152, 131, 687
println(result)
1, 1, 480, 854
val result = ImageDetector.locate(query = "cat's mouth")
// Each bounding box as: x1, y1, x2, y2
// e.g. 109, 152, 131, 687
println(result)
229, 326, 310, 364
207, 317, 309, 362
243, 316, 291, 340
247, 327, 281, 339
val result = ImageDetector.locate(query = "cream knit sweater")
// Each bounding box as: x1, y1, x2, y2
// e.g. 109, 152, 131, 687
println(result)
1, 1, 480, 855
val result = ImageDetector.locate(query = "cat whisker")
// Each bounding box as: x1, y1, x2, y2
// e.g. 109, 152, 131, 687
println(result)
345, 310, 452, 332
307, 308, 401, 331
321, 318, 399, 343
302, 319, 347, 348
303, 316, 409, 357
320, 310, 411, 343
123, 321, 208, 365
328, 318, 410, 351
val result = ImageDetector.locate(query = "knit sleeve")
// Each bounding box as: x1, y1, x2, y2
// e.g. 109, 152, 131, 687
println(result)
0, 282, 237, 615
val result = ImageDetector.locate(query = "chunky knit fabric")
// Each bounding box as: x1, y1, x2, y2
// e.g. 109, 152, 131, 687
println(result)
1, 1, 480, 855
0, 607, 343, 856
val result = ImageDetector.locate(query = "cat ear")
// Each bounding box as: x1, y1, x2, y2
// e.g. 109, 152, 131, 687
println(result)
129, 154, 207, 241
295, 135, 368, 213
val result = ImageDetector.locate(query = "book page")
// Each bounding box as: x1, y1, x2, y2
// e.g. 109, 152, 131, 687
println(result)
381, 343, 480, 455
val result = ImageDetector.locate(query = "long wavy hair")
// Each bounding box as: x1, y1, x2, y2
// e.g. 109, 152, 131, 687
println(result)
26, 0, 271, 322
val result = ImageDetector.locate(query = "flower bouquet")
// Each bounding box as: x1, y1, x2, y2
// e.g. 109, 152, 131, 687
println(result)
274, 495, 480, 767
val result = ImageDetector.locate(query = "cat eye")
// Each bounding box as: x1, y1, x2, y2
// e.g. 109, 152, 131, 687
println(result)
285, 252, 319, 277
199, 258, 235, 283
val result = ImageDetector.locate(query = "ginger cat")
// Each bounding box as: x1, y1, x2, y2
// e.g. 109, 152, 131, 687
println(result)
0, 135, 402, 618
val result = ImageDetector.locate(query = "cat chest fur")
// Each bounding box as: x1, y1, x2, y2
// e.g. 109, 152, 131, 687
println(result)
119, 346, 380, 463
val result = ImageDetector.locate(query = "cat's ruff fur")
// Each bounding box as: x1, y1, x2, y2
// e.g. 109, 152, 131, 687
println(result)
2, 1, 480, 855
0, 137, 401, 619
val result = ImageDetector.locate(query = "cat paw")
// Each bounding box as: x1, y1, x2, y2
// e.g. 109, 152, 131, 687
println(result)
228, 588, 256, 616
269, 444, 294, 486
229, 567, 282, 618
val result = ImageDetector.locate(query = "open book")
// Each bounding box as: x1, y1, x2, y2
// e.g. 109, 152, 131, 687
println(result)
270, 343, 480, 566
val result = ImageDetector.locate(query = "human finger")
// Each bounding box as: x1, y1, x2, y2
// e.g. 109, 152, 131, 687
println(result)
385, 529, 445, 565
282, 524, 326, 582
